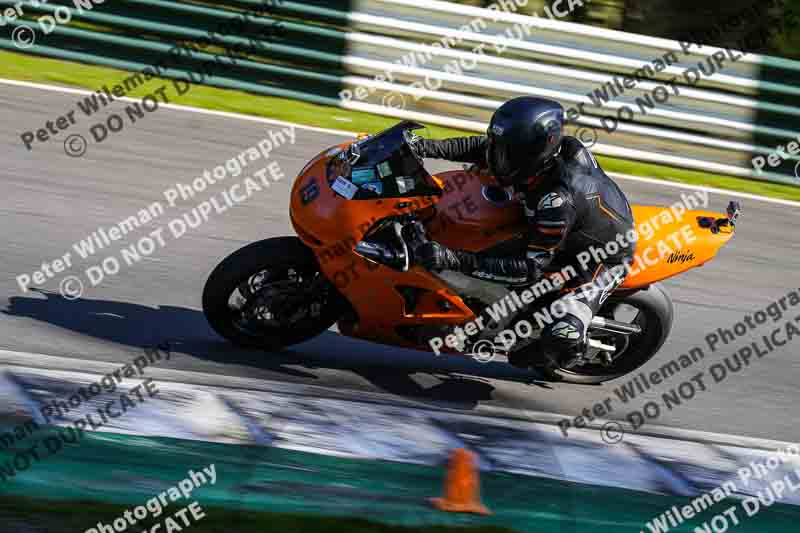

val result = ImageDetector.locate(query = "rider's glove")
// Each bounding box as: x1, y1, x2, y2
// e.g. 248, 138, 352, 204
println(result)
414, 241, 542, 284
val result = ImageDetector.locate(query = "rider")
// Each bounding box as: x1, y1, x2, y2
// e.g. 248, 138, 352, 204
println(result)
409, 96, 636, 368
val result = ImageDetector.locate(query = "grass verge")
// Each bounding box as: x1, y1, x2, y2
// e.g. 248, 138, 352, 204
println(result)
2, 50, 799, 202
0, 495, 513, 533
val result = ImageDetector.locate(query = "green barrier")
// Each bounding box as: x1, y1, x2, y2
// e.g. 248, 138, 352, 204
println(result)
1, 427, 799, 532
0, 0, 345, 47
0, 36, 340, 106
0, 0, 798, 182
0, 0, 352, 102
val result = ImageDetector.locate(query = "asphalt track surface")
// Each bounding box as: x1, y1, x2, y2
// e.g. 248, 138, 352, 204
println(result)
1, 82, 799, 443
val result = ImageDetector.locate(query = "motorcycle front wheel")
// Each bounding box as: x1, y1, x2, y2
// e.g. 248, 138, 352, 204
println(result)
202, 237, 346, 350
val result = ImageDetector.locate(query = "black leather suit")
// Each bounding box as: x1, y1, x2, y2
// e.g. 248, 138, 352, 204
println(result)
412, 134, 637, 361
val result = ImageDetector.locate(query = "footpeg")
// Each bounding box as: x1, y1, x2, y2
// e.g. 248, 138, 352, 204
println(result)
587, 338, 616, 352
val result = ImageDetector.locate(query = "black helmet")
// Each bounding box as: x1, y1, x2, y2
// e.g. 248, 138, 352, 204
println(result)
486, 96, 565, 186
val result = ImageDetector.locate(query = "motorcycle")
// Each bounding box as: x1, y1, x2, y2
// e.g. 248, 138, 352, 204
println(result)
202, 121, 740, 383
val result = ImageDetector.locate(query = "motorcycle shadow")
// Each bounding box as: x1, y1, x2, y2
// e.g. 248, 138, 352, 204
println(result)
3, 290, 551, 409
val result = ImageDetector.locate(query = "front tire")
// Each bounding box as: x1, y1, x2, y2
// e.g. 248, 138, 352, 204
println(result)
202, 237, 345, 350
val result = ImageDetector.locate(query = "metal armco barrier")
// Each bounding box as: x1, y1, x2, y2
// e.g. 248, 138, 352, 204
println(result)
2, 0, 799, 184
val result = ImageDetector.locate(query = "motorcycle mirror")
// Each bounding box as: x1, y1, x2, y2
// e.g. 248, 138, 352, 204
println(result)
726, 201, 742, 227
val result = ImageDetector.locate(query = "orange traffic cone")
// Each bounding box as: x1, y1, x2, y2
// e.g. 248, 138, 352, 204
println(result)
429, 448, 492, 515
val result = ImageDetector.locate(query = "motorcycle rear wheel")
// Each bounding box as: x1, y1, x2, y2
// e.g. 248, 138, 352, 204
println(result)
202, 237, 345, 350
549, 283, 674, 384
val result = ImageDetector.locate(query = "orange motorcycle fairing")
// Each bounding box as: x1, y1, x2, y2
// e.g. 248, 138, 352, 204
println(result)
289, 148, 478, 348
621, 205, 735, 289
290, 148, 736, 350
425, 170, 527, 251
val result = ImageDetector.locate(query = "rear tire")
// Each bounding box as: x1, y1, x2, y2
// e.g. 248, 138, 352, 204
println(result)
551, 283, 674, 384
202, 237, 345, 350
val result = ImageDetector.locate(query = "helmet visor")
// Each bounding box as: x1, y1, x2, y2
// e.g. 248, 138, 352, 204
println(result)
487, 132, 519, 185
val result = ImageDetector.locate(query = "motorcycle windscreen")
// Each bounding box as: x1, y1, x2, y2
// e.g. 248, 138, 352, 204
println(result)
326, 124, 441, 200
